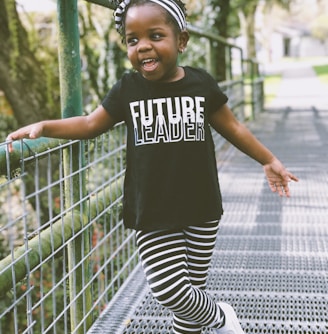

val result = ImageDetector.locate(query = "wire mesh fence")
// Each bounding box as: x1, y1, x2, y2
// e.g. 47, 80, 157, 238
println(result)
0, 123, 139, 334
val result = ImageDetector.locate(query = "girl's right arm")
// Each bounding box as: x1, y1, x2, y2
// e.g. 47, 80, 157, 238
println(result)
6, 105, 115, 152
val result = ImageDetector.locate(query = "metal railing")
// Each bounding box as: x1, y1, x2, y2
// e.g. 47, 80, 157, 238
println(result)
0, 126, 138, 334
0, 1, 264, 333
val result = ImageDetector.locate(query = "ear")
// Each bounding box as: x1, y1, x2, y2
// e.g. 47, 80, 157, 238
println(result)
178, 30, 189, 52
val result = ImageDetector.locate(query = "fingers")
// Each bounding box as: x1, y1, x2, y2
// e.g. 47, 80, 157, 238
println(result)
6, 131, 30, 153
269, 181, 289, 197
6, 124, 41, 153
264, 161, 298, 197
278, 182, 290, 197
280, 172, 299, 197
270, 173, 298, 197
6, 142, 13, 153
6, 135, 15, 153
288, 172, 299, 183
269, 184, 279, 195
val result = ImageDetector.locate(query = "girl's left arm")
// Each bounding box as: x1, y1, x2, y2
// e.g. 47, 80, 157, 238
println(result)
209, 104, 298, 197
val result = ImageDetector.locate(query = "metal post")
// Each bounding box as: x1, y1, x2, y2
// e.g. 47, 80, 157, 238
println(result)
57, 0, 83, 119
225, 46, 232, 81
57, 0, 92, 332
250, 60, 256, 119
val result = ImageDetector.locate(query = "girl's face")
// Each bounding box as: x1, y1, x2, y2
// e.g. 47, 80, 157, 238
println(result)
124, 3, 188, 83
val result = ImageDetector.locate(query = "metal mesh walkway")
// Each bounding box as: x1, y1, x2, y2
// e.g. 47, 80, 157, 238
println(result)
88, 63, 328, 333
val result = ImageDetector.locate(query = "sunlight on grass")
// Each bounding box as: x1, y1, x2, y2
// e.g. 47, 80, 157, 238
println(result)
313, 64, 328, 85
264, 74, 282, 104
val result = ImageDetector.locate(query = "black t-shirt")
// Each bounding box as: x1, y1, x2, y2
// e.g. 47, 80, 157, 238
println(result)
102, 66, 228, 231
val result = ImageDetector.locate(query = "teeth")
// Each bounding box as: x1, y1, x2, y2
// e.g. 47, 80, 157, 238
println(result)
142, 59, 155, 64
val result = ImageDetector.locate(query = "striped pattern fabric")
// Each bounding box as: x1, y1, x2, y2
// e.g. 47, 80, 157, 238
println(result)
136, 221, 224, 333
114, 0, 187, 34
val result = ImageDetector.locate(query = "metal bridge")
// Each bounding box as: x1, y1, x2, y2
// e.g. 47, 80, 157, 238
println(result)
0, 0, 327, 333
88, 62, 328, 334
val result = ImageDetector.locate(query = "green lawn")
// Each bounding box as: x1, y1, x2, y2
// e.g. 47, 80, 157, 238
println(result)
313, 64, 328, 85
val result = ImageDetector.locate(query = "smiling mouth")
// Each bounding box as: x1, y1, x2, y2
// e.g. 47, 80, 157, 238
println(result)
141, 58, 159, 71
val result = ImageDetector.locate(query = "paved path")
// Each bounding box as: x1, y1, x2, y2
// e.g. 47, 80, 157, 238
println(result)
267, 61, 328, 110
88, 62, 328, 334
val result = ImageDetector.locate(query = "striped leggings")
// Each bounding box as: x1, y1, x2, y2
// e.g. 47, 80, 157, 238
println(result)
136, 220, 224, 334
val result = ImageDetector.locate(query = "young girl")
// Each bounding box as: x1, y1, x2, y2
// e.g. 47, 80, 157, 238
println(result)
7, 0, 298, 333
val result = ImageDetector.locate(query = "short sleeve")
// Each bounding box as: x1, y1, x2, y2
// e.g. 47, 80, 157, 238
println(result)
101, 79, 125, 123
198, 68, 228, 113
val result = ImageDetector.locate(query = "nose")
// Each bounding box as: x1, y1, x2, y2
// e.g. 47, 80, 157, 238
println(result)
137, 39, 152, 53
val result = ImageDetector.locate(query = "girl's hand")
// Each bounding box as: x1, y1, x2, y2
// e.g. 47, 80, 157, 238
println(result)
263, 158, 299, 197
6, 122, 43, 153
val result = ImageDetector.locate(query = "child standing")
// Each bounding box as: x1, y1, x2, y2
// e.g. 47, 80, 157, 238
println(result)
7, 0, 298, 333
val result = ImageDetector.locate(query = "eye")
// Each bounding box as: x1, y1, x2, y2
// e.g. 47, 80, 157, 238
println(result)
151, 33, 162, 40
127, 37, 138, 46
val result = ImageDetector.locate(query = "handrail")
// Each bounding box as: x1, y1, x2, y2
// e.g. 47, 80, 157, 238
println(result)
188, 24, 243, 53
0, 211, 84, 293
0, 176, 123, 294
0, 138, 65, 176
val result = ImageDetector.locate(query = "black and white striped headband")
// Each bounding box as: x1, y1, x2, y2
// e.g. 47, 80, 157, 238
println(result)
114, 0, 187, 35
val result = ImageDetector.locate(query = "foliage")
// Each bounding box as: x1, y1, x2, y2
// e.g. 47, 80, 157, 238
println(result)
4, 0, 20, 79
78, 2, 128, 112
1, 0, 246, 119
231, 0, 292, 60
310, 14, 328, 43
0, 114, 17, 142
0, 0, 60, 126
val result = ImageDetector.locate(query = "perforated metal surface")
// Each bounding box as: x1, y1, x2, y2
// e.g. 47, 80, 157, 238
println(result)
88, 107, 328, 333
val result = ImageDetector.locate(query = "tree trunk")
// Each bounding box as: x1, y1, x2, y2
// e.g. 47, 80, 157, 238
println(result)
0, 0, 59, 127
210, 0, 231, 82
238, 1, 258, 76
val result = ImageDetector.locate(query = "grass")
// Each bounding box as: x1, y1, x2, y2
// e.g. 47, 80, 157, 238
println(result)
313, 64, 328, 85
263, 74, 282, 104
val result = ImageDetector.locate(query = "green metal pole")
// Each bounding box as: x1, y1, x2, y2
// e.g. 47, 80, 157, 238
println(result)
57, 0, 92, 332
57, 0, 83, 119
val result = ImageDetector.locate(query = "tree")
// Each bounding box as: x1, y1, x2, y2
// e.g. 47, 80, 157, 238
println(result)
190, 0, 232, 81
232, 0, 291, 74
208, 0, 231, 81
78, 2, 127, 111
0, 0, 60, 127
310, 14, 328, 44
